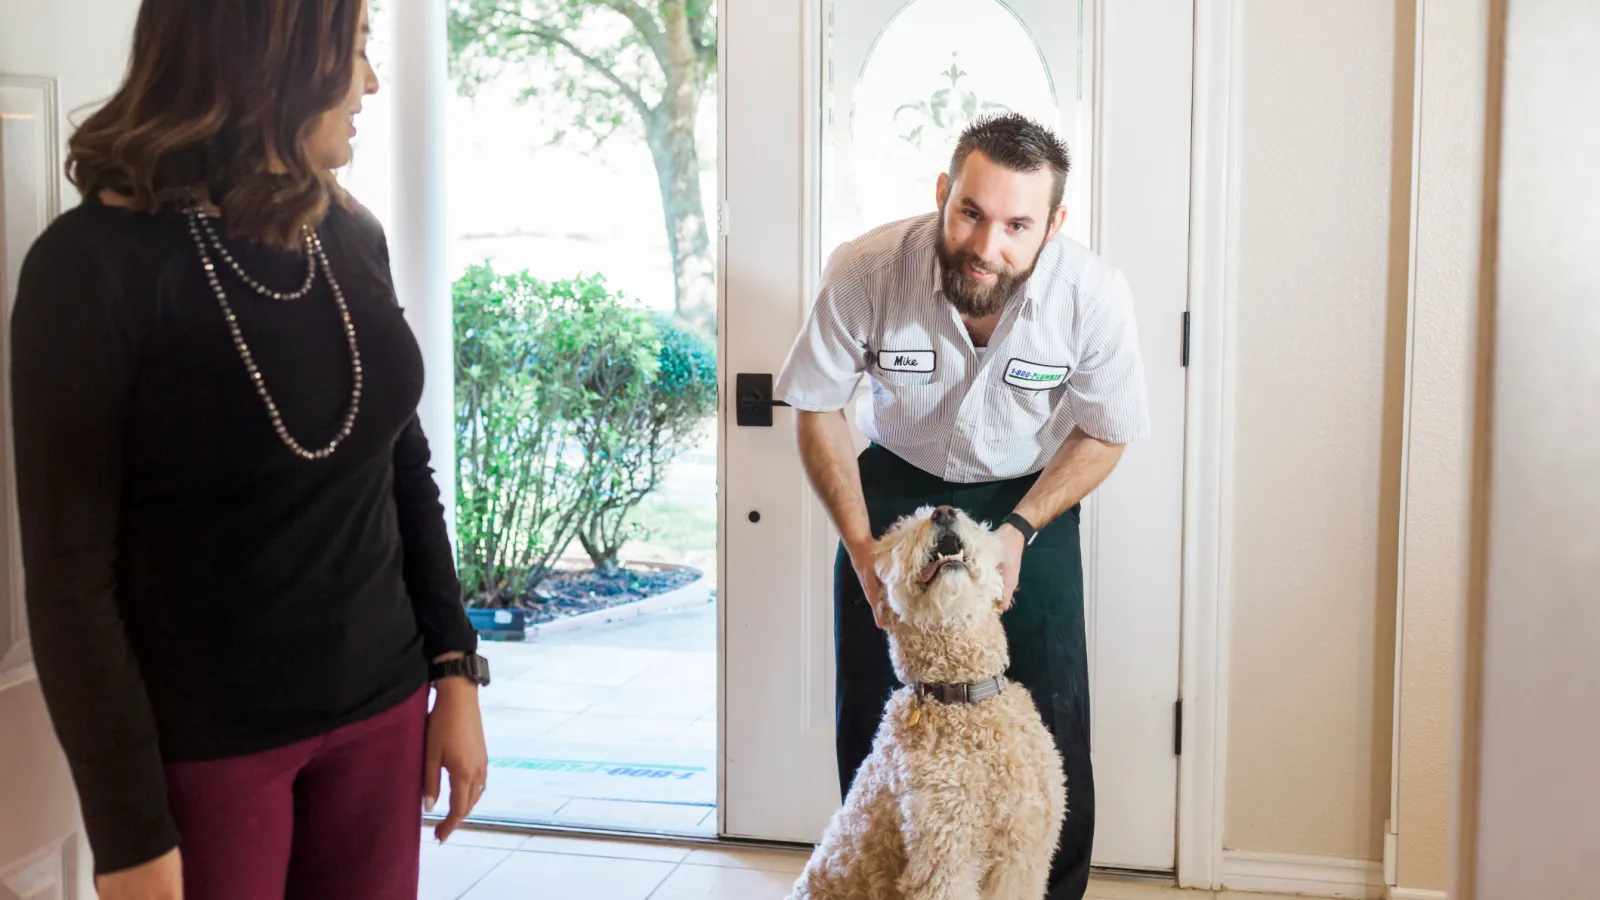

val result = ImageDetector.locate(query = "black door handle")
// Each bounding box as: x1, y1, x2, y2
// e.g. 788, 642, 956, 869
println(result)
735, 372, 790, 427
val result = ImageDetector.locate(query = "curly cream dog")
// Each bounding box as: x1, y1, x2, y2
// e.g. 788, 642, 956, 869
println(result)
785, 505, 1066, 900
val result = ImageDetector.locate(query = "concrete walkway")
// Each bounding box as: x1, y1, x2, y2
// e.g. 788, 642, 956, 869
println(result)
468, 602, 718, 834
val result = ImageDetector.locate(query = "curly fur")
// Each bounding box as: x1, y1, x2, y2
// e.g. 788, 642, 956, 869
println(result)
785, 506, 1067, 900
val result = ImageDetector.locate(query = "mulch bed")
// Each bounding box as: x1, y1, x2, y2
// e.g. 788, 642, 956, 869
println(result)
503, 565, 703, 624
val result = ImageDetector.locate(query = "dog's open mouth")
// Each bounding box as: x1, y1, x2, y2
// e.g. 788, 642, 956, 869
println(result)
918, 532, 966, 584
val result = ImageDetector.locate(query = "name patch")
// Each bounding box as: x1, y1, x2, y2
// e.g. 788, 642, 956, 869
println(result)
1003, 359, 1070, 390
877, 350, 936, 373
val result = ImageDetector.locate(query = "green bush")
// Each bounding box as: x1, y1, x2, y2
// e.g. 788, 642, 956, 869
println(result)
452, 262, 716, 606
453, 263, 659, 605
575, 314, 718, 573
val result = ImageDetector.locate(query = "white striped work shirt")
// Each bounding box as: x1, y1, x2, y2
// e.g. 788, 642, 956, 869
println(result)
776, 212, 1151, 483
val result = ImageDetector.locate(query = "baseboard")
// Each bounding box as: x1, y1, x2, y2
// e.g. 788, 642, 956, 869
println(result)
1220, 851, 1384, 899
0, 663, 38, 694
1387, 889, 1447, 900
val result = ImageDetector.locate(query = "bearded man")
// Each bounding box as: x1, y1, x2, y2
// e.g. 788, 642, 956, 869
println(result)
775, 113, 1152, 900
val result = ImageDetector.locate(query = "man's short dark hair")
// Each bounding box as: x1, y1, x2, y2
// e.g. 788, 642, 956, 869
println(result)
949, 113, 1072, 211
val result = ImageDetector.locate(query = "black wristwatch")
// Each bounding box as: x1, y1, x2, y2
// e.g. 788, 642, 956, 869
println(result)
431, 653, 491, 687
1001, 512, 1039, 546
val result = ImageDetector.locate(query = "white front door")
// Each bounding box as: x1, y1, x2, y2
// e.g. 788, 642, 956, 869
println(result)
720, 0, 1193, 874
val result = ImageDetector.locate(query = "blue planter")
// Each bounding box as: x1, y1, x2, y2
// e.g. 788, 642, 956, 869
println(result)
466, 607, 529, 641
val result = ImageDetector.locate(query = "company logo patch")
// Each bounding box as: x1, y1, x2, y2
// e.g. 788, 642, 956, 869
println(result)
877, 349, 936, 373
1003, 359, 1070, 390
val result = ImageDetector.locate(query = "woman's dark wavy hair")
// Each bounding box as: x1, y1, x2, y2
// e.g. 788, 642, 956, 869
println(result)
67, 0, 364, 248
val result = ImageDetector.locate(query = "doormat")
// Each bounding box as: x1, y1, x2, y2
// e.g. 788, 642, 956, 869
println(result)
492, 757, 702, 779
486, 751, 715, 806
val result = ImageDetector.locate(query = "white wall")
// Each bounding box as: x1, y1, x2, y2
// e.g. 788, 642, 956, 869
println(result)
0, 0, 139, 210
1226, 0, 1409, 861
1457, 0, 1600, 896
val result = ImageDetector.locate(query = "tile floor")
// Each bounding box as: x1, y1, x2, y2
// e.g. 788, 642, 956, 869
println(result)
419, 830, 801, 900
420, 828, 1313, 900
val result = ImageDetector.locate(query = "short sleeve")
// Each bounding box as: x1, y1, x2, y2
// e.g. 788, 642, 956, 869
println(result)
1065, 269, 1151, 443
775, 246, 873, 412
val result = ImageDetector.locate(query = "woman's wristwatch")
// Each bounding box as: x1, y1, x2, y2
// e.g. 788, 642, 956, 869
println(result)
430, 653, 492, 687
1001, 512, 1039, 546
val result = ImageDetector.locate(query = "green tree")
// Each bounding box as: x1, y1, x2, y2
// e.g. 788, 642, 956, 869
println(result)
448, 0, 718, 331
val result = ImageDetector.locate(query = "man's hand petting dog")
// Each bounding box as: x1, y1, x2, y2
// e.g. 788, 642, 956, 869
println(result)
847, 537, 889, 629
996, 521, 1027, 611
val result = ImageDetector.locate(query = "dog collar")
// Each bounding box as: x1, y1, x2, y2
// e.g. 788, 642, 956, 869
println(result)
912, 676, 1006, 704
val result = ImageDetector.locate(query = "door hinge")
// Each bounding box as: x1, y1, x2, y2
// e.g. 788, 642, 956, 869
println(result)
1174, 699, 1184, 756
718, 200, 730, 238
1181, 311, 1191, 367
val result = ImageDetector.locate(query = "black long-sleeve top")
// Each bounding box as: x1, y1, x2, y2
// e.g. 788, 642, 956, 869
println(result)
9, 193, 477, 874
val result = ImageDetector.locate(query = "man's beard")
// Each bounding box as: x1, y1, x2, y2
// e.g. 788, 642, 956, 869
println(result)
934, 227, 1041, 318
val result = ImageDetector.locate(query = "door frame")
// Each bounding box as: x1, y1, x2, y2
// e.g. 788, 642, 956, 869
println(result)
366, 0, 1245, 867
0, 73, 60, 683
1176, 0, 1244, 890
715, 0, 1246, 886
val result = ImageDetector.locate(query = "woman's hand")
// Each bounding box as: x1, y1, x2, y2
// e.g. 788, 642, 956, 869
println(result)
423, 672, 488, 843
96, 847, 183, 900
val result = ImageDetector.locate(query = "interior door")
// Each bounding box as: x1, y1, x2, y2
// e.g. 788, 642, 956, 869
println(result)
1, 2, 141, 894
719, 0, 1192, 873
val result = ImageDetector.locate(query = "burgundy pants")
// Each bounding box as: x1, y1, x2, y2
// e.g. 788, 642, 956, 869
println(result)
164, 687, 428, 900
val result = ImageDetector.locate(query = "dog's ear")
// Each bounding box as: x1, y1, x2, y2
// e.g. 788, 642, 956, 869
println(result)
873, 511, 936, 621
963, 517, 1008, 613
874, 509, 926, 581
872, 533, 894, 581
871, 517, 906, 585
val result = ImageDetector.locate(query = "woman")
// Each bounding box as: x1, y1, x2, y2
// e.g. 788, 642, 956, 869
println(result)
10, 1, 489, 898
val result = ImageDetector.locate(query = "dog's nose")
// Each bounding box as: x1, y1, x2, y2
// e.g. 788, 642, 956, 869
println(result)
932, 506, 957, 526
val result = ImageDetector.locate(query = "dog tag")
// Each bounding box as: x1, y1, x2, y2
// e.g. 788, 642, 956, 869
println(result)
906, 706, 921, 727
